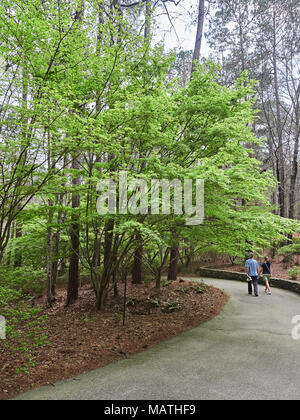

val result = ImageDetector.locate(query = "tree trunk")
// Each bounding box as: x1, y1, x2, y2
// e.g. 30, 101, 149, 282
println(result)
46, 202, 55, 306
144, 1, 151, 40
66, 152, 81, 306
288, 85, 299, 220
92, 229, 101, 267
132, 239, 143, 284
168, 246, 179, 281
6, 222, 15, 267
289, 136, 299, 220
96, 218, 114, 310
51, 230, 60, 296
155, 267, 162, 289
96, 0, 104, 53
191, 0, 205, 74
272, 10, 286, 218
51, 161, 66, 296
51, 205, 64, 297
14, 221, 22, 268
110, 0, 122, 42
14, 62, 28, 269
66, 3, 84, 306
185, 253, 191, 269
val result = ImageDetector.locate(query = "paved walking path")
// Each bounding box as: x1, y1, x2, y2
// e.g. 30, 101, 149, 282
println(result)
14, 278, 300, 400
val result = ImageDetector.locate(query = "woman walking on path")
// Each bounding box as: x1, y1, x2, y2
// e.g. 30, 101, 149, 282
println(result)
260, 256, 272, 295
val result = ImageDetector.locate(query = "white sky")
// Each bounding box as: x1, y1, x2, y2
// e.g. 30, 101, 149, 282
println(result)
153, 0, 211, 57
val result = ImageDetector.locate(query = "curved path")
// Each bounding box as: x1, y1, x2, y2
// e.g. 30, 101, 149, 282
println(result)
14, 278, 300, 400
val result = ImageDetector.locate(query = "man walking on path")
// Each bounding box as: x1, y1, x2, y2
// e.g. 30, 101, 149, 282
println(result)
245, 253, 259, 296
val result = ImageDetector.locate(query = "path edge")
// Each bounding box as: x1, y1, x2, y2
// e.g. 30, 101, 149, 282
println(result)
197, 267, 300, 295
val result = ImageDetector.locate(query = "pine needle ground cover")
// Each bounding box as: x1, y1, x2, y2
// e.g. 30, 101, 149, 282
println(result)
0, 279, 228, 400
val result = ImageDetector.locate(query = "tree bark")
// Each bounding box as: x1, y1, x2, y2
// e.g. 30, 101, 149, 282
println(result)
66, 2, 84, 306
288, 85, 299, 220
272, 10, 286, 218
167, 246, 179, 281
289, 136, 299, 220
144, 1, 151, 40
132, 238, 143, 284
14, 221, 22, 268
51, 229, 60, 296
92, 229, 101, 267
14, 62, 28, 269
51, 203, 64, 297
51, 155, 67, 296
46, 202, 55, 306
66, 152, 81, 306
96, 218, 114, 310
155, 248, 170, 289
191, 0, 205, 74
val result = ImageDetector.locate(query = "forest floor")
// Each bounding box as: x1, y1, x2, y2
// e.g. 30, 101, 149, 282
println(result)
0, 278, 228, 400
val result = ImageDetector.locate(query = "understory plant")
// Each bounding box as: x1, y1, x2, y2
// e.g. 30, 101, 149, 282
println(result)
0, 287, 48, 373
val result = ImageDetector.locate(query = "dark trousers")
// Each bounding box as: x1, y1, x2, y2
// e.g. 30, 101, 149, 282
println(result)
248, 276, 258, 296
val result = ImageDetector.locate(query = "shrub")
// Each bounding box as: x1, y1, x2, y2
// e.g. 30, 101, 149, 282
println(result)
288, 266, 300, 280
0, 286, 48, 371
278, 240, 300, 259
161, 300, 181, 312
0, 267, 45, 295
